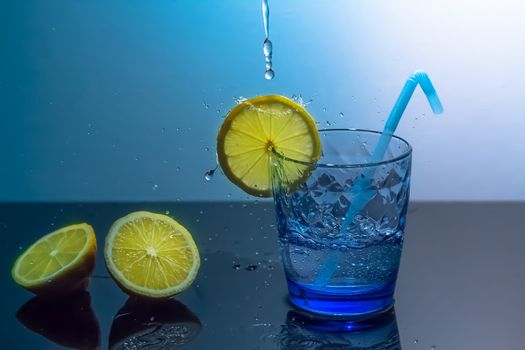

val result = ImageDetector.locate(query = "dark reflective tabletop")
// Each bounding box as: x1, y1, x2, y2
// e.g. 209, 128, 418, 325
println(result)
1, 201, 523, 349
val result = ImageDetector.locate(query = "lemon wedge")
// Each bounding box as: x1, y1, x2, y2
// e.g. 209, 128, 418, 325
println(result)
217, 95, 321, 197
12, 224, 97, 296
104, 211, 200, 299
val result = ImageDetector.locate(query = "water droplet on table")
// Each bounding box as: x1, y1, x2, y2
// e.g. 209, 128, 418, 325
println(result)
245, 264, 258, 271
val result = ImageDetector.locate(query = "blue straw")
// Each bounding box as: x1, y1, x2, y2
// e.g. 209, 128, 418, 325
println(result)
314, 70, 444, 287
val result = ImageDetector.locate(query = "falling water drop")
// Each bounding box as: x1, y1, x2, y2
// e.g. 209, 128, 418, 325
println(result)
262, 0, 274, 80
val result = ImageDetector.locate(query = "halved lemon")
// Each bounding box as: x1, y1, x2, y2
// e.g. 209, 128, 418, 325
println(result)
11, 224, 97, 296
217, 95, 321, 197
104, 211, 200, 299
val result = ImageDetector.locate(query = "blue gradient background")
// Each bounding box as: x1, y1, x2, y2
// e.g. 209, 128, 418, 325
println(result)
1, 0, 524, 201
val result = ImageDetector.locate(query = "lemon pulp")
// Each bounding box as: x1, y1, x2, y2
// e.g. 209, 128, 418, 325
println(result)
104, 211, 200, 298
217, 95, 321, 197
12, 223, 97, 294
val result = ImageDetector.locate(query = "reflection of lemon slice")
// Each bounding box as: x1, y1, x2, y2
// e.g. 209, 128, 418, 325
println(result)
11, 224, 97, 296
104, 211, 200, 299
217, 95, 321, 197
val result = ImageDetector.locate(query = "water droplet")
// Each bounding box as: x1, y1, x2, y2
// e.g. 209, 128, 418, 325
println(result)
165, 210, 170, 215
245, 264, 258, 271
322, 107, 327, 112
150, 316, 155, 321
233, 264, 241, 270
339, 112, 344, 118
204, 167, 217, 181
161, 127, 166, 133
204, 146, 210, 152
18, 246, 23, 250
264, 69, 275, 80
152, 184, 159, 190
430, 346, 436, 350
326, 121, 331, 126
202, 101, 209, 109
414, 339, 419, 344
227, 193, 232, 198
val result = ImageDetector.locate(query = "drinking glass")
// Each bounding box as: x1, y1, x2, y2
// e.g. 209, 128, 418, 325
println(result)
270, 129, 411, 317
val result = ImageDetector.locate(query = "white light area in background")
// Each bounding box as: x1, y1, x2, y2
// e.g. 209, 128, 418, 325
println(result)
289, 0, 525, 200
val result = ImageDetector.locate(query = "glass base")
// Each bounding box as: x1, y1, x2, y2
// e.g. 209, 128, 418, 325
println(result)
286, 306, 397, 333
286, 278, 396, 317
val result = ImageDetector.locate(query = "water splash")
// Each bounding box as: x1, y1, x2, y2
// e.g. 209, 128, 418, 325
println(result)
262, 0, 274, 80
233, 96, 247, 104
291, 94, 313, 107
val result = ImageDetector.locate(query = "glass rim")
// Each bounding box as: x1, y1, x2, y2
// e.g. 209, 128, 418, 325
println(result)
271, 128, 412, 169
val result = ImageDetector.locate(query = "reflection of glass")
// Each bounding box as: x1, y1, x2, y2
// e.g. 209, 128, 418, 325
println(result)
271, 129, 411, 317
109, 298, 202, 349
279, 307, 401, 349
16, 291, 100, 350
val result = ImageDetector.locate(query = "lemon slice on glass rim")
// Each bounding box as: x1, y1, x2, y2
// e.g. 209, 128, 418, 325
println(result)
217, 95, 321, 197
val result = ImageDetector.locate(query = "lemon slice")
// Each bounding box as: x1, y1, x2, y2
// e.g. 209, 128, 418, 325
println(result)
217, 95, 321, 197
104, 211, 200, 299
12, 224, 97, 296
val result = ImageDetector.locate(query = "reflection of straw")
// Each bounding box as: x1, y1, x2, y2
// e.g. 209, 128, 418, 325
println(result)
314, 70, 444, 288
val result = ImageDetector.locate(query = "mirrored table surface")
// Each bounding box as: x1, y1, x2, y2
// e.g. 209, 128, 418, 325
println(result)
0, 201, 523, 349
